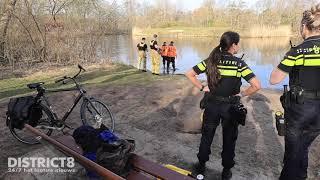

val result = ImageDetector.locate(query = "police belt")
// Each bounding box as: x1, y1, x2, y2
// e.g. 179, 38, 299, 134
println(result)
208, 95, 240, 103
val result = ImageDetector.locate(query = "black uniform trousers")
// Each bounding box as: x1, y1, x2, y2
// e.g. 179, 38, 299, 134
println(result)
162, 56, 167, 67
280, 99, 320, 180
167, 57, 175, 71
197, 101, 239, 169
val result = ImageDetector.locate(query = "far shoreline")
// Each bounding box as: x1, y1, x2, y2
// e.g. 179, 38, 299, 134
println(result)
132, 25, 296, 39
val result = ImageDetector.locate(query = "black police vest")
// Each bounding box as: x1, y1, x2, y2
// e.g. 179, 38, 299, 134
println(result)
289, 38, 320, 91
150, 40, 158, 50
210, 56, 243, 97
137, 43, 147, 51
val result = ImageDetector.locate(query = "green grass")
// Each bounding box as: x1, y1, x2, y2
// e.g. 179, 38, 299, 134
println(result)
0, 63, 182, 101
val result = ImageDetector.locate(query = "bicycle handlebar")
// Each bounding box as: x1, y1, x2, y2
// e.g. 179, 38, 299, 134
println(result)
78, 64, 86, 72
55, 76, 68, 83
55, 64, 85, 85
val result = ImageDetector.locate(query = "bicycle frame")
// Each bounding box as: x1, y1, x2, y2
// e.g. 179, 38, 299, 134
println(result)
33, 65, 102, 128
41, 86, 88, 123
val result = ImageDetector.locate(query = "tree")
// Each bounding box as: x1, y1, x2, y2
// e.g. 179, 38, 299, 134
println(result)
0, 0, 17, 64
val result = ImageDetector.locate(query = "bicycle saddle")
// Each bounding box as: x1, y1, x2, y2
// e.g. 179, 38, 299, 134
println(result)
27, 82, 45, 89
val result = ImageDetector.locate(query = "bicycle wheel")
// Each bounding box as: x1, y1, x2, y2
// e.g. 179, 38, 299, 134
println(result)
80, 98, 115, 131
9, 104, 54, 145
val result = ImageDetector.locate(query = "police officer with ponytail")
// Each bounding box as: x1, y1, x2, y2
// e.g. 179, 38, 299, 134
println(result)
270, 4, 320, 180
186, 31, 261, 179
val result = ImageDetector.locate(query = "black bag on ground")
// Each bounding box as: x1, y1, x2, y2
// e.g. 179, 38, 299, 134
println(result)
73, 125, 135, 177
7, 96, 41, 129
96, 139, 135, 177
72, 125, 101, 153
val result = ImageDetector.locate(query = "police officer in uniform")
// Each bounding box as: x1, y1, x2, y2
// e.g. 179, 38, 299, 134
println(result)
150, 34, 161, 75
270, 4, 320, 180
137, 37, 148, 72
186, 31, 261, 179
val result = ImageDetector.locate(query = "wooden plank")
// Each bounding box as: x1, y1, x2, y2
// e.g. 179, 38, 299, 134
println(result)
130, 154, 194, 180
52, 135, 193, 180
24, 124, 125, 180
55, 135, 83, 154
127, 170, 154, 180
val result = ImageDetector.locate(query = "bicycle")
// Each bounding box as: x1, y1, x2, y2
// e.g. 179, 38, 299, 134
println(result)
7, 65, 115, 145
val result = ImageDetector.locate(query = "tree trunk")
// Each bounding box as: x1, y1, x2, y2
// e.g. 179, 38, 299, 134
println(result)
0, 0, 18, 65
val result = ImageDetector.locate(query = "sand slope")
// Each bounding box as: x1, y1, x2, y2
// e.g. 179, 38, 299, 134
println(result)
0, 76, 319, 179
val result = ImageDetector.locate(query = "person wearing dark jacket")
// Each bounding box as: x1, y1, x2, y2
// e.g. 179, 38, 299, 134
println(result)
137, 37, 148, 72
270, 4, 320, 180
186, 31, 261, 179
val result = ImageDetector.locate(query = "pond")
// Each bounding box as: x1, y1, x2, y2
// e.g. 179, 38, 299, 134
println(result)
98, 35, 302, 89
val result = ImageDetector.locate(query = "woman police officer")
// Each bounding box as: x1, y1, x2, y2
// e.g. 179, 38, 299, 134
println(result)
185, 31, 261, 179
270, 4, 320, 180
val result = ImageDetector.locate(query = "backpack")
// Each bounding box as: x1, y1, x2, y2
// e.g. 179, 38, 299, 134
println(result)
73, 125, 135, 178
7, 96, 42, 129
96, 139, 135, 177
72, 125, 101, 153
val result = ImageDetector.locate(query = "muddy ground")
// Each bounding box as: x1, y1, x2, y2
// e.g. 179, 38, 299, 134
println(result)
0, 73, 320, 180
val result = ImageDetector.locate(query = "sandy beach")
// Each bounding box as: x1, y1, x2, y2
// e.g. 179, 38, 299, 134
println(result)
0, 72, 319, 179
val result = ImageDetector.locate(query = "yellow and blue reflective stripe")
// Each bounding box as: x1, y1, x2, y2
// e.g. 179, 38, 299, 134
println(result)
287, 55, 297, 60
238, 66, 248, 71
303, 59, 320, 66
218, 68, 253, 78
295, 54, 304, 59
295, 58, 304, 65
196, 62, 206, 71
287, 54, 303, 60
217, 65, 238, 69
281, 59, 295, 66
219, 69, 238, 76
241, 69, 253, 77
281, 53, 320, 67
304, 54, 320, 58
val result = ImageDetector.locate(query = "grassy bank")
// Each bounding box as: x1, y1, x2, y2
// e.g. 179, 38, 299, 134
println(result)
0, 63, 179, 101
133, 25, 292, 38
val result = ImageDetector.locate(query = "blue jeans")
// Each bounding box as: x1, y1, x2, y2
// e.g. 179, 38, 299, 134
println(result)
280, 99, 320, 180
197, 101, 239, 169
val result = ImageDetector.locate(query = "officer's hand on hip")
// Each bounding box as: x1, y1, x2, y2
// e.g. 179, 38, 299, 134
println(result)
203, 86, 210, 92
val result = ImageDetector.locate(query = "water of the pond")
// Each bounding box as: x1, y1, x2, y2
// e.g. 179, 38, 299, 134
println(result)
97, 35, 302, 89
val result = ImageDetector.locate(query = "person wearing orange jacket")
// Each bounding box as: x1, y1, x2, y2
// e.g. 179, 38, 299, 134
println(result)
161, 42, 169, 69
167, 41, 177, 73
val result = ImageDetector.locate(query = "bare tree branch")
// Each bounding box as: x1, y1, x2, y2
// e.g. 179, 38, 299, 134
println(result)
12, 13, 37, 47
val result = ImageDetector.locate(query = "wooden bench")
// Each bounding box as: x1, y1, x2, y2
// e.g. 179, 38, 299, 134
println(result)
25, 124, 194, 180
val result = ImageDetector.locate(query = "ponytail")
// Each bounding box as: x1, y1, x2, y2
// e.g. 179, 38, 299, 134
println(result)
206, 31, 240, 92
206, 46, 222, 90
